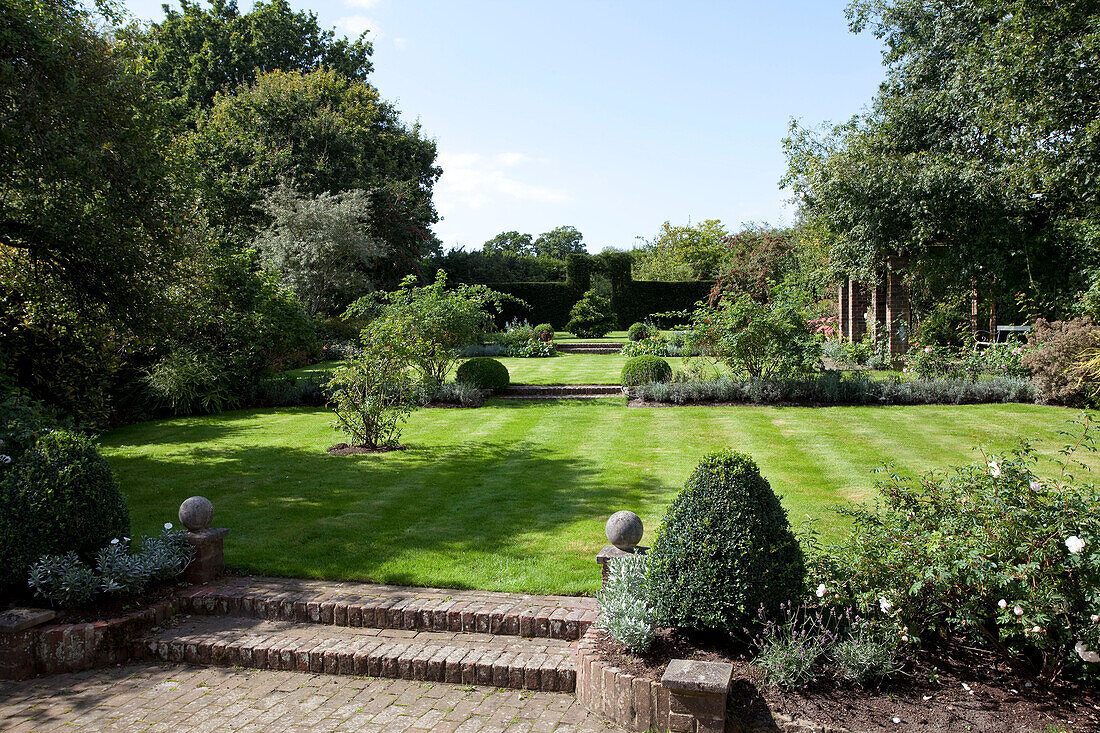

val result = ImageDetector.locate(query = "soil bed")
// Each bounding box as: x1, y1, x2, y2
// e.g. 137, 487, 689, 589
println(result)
4, 581, 186, 625
327, 443, 408, 455
595, 630, 1100, 732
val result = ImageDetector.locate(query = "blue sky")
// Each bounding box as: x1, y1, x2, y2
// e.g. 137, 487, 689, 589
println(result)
119, 0, 887, 252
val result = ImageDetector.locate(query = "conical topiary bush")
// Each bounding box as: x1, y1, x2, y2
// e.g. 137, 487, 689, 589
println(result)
646, 449, 805, 633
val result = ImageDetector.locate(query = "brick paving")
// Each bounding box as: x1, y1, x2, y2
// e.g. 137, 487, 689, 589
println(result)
180, 577, 597, 641
145, 616, 577, 691
0, 663, 624, 732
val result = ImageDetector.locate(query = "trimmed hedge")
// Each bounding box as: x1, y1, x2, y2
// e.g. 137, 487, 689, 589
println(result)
631, 374, 1037, 405
621, 355, 673, 386
627, 322, 653, 341
612, 281, 713, 329
646, 450, 805, 632
456, 357, 510, 389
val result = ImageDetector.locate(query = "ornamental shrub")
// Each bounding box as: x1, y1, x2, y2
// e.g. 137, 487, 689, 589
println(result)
565, 289, 615, 338
1023, 318, 1100, 406
456, 357, 510, 390
621, 355, 672, 386
646, 450, 805, 633
0, 430, 130, 596
596, 554, 657, 654
621, 336, 670, 358
627, 322, 653, 341
816, 421, 1100, 680
532, 323, 554, 342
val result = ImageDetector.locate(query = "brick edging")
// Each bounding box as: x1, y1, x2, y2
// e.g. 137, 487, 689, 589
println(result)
0, 600, 177, 679
575, 626, 664, 731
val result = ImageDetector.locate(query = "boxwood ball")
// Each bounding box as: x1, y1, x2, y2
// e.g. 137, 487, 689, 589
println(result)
179, 496, 215, 531
606, 510, 644, 550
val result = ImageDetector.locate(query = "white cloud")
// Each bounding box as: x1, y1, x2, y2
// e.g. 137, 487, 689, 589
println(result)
336, 15, 377, 37
436, 152, 570, 211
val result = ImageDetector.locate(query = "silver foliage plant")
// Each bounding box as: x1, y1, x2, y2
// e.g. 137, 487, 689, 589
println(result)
596, 554, 657, 653
28, 528, 194, 607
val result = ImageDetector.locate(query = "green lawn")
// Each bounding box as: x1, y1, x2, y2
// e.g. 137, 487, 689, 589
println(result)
100, 401, 1095, 596
555, 331, 629, 343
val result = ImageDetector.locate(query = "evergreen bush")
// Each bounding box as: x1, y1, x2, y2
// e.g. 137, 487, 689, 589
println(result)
627, 322, 653, 341
455, 357, 510, 390
621, 355, 672, 386
646, 450, 805, 633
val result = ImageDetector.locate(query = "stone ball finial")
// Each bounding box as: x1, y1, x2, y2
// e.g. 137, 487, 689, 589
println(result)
605, 510, 643, 551
179, 496, 215, 531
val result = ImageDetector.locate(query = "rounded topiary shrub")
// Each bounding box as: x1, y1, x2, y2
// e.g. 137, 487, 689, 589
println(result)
621, 355, 672, 386
627, 322, 653, 341
0, 430, 130, 595
645, 450, 805, 633
455, 357, 510, 390
532, 323, 554, 343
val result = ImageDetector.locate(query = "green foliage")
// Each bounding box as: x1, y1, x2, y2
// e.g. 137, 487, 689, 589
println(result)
749, 605, 833, 689
596, 554, 657, 654
482, 230, 534, 256
566, 289, 615, 338
784, 0, 1100, 318
254, 183, 390, 317
0, 430, 130, 596
903, 342, 1029, 382
646, 450, 805, 633
532, 324, 554, 343
1023, 319, 1100, 407
715, 226, 801, 303
816, 422, 1100, 679
633, 220, 730, 281
621, 337, 670, 358
126, 0, 373, 121
627, 322, 652, 341
428, 249, 565, 285
621, 356, 673, 386
325, 327, 418, 450
347, 272, 510, 385
830, 617, 903, 686
532, 226, 586, 260
181, 67, 439, 258
455, 358, 510, 390
684, 290, 821, 381
143, 348, 231, 415
1, 0, 179, 424
634, 374, 1037, 406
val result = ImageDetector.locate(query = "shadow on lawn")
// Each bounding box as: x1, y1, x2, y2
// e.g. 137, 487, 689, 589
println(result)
109, 433, 665, 589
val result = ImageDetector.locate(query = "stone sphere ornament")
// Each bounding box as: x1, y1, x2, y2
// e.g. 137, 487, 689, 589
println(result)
179, 496, 215, 531
605, 510, 644, 551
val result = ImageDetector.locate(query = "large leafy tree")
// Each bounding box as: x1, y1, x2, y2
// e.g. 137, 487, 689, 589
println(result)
482, 230, 535, 257
632, 220, 731, 281
1, 0, 179, 422
532, 225, 586, 259
124, 0, 372, 122
784, 0, 1100, 319
181, 67, 440, 262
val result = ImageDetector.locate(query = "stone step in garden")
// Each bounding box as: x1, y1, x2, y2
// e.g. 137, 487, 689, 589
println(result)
555, 343, 622, 354
175, 576, 596, 641
499, 385, 623, 399
141, 615, 577, 692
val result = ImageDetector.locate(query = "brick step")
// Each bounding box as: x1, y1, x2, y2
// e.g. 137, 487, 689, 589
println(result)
175, 577, 596, 641
555, 344, 622, 354
142, 616, 577, 692
499, 385, 622, 399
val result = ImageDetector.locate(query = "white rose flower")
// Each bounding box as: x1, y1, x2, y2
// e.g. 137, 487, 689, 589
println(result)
879, 597, 892, 613
1091, 615, 1099, 623
1029, 480, 1041, 492
1014, 605, 1024, 616
998, 599, 1007, 609
988, 460, 1001, 477
816, 583, 827, 598
1066, 535, 1086, 554
164, 522, 173, 530
1075, 641, 1100, 664
110, 538, 119, 545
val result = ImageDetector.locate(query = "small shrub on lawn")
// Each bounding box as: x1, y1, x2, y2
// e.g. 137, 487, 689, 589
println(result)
646, 450, 805, 633
621, 337, 670, 358
566, 289, 615, 338
814, 418, 1100, 680
456, 357, 510, 390
627, 322, 654, 341
0, 430, 130, 596
621, 355, 673, 386
532, 323, 554, 342
596, 554, 657, 654
326, 327, 418, 449
1024, 319, 1100, 406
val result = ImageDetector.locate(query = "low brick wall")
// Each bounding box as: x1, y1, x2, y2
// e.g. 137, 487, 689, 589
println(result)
0, 600, 177, 680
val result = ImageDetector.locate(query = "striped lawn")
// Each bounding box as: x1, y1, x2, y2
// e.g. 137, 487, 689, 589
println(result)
100, 400, 1096, 595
